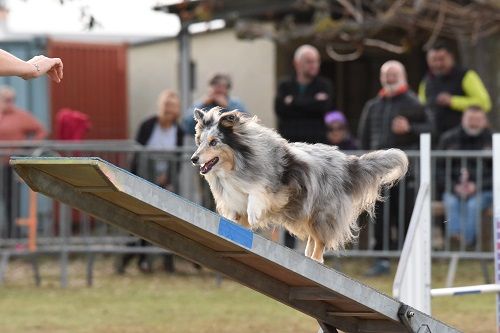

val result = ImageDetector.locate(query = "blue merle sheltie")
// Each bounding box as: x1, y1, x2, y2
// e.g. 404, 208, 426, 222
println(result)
190, 107, 408, 263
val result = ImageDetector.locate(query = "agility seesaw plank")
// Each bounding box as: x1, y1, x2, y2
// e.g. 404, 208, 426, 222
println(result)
10, 157, 459, 333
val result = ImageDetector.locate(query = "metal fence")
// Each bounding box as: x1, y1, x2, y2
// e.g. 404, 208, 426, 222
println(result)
0, 141, 495, 285
345, 149, 493, 259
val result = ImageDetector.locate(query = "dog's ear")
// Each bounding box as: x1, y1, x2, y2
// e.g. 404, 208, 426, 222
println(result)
219, 111, 240, 129
193, 108, 205, 123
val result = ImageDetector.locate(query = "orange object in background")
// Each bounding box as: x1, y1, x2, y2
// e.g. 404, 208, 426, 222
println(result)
16, 189, 38, 252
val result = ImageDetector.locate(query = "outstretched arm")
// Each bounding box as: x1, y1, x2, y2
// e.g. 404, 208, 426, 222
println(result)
0, 49, 63, 82
450, 70, 491, 112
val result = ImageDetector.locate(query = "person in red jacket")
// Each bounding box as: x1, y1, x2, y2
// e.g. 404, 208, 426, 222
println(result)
0, 86, 48, 237
0, 87, 47, 141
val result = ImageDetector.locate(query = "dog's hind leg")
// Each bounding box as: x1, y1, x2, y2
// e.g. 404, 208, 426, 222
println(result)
304, 236, 314, 258
311, 237, 325, 264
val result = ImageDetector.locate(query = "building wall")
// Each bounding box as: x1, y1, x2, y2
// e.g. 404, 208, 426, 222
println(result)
190, 29, 276, 128
48, 40, 128, 139
128, 29, 276, 138
128, 40, 179, 137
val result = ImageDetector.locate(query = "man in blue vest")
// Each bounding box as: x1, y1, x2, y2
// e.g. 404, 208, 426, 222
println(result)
418, 41, 491, 142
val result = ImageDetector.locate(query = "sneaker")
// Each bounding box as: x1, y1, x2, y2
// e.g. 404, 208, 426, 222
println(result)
364, 259, 390, 277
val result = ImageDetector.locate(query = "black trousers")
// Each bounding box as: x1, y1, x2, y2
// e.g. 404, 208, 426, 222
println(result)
117, 239, 175, 273
373, 184, 414, 252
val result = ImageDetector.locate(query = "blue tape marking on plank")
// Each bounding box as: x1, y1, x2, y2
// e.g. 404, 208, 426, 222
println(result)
218, 218, 253, 249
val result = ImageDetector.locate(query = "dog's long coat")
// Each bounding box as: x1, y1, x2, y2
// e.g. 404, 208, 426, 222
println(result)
191, 108, 408, 262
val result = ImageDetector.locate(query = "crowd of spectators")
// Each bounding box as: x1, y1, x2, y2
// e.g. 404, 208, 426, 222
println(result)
272, 41, 493, 276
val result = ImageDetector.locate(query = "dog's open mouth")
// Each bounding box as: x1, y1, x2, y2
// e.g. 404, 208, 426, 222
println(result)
200, 157, 219, 174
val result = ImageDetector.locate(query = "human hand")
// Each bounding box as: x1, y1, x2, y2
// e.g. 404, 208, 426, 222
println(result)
391, 116, 410, 135
284, 95, 293, 105
25, 55, 63, 82
213, 94, 228, 108
454, 183, 468, 199
463, 181, 476, 197
454, 181, 476, 199
314, 92, 329, 101
436, 92, 452, 107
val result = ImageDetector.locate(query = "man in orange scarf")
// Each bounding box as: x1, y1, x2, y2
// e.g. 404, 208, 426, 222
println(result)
358, 60, 433, 276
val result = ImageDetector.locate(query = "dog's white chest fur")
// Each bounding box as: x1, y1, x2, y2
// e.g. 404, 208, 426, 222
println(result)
208, 173, 249, 214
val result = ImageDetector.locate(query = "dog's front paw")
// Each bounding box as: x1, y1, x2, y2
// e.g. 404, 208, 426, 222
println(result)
312, 256, 324, 264
249, 224, 259, 232
247, 211, 260, 228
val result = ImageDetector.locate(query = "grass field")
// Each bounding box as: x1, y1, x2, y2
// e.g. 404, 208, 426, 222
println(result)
0, 255, 495, 333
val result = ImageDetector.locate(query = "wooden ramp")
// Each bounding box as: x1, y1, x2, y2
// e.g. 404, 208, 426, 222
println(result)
10, 157, 460, 333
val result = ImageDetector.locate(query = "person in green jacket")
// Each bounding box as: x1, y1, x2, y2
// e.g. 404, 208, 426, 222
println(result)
418, 41, 491, 141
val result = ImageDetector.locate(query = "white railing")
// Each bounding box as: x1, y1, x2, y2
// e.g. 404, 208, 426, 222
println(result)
493, 134, 500, 331
392, 133, 432, 314
395, 133, 500, 327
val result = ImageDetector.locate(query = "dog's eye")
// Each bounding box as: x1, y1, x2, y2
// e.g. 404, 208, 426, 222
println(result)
209, 139, 217, 147
226, 115, 235, 121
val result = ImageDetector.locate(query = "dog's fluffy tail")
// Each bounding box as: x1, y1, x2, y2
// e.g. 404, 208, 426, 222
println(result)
360, 148, 409, 186
357, 148, 409, 216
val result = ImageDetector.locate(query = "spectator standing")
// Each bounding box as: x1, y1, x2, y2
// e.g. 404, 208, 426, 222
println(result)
275, 44, 333, 144
116, 90, 184, 274
324, 111, 358, 150
419, 41, 491, 141
437, 106, 492, 248
0, 87, 47, 141
274, 44, 334, 249
0, 86, 47, 237
358, 60, 433, 276
183, 73, 247, 135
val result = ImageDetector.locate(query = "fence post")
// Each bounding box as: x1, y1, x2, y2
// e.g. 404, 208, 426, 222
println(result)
59, 203, 70, 288
492, 134, 500, 333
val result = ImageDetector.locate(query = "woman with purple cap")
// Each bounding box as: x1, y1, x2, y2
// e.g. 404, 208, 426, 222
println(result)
324, 110, 358, 150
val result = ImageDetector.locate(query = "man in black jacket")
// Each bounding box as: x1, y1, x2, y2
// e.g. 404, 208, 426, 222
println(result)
438, 106, 492, 248
274, 44, 333, 144
358, 60, 433, 276
274, 44, 333, 249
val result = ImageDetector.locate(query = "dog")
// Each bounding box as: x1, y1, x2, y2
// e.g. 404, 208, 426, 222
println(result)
190, 107, 408, 263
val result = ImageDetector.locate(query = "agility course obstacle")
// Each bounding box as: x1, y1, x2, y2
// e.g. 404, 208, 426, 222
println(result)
393, 134, 500, 332
10, 157, 459, 333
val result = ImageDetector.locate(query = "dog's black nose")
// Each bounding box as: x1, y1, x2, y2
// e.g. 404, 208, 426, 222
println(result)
191, 156, 199, 164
